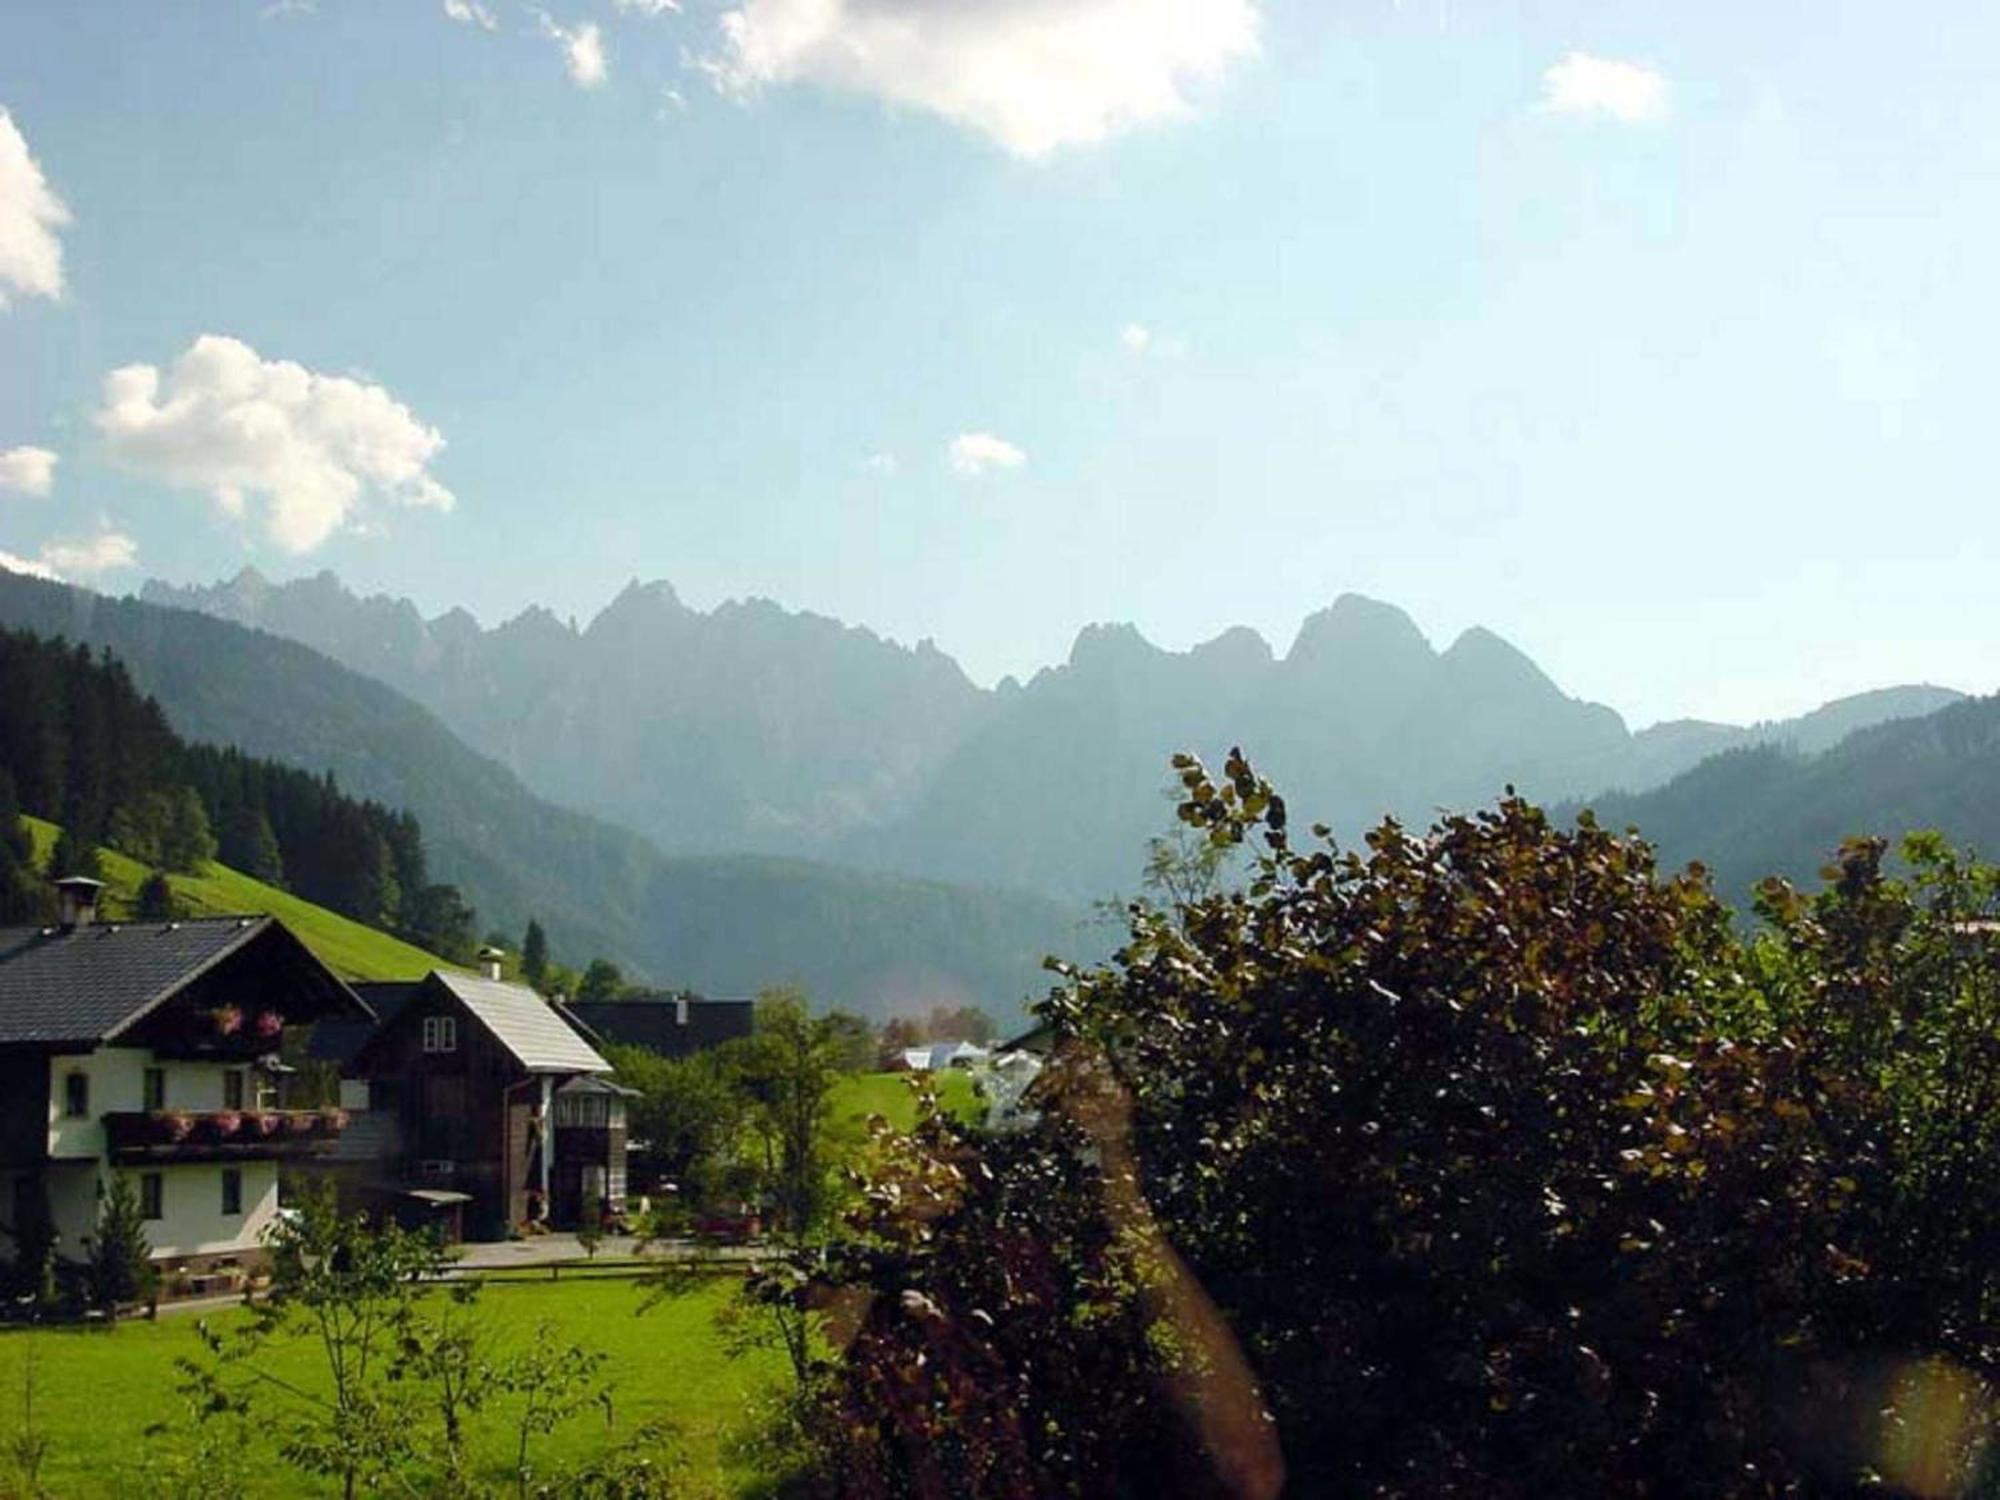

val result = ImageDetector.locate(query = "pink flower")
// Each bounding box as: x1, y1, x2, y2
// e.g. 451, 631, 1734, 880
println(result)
208, 1110, 243, 1139
155, 1111, 195, 1143
250, 1112, 283, 1138
252, 1010, 283, 1041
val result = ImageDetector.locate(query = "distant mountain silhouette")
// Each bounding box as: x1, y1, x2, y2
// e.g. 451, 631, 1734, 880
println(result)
144, 570, 1964, 902
1574, 693, 2000, 904
1, 570, 1085, 1025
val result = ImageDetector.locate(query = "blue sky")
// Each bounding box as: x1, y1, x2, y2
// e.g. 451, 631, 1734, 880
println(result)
1, 0, 1996, 727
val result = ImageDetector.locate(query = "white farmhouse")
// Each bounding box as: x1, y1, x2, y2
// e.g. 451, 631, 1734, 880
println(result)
0, 879, 371, 1296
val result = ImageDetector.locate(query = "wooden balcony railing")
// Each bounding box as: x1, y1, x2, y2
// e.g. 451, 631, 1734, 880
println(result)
101, 1109, 350, 1164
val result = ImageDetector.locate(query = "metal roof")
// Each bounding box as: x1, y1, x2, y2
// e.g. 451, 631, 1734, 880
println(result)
0, 916, 273, 1046
432, 971, 609, 1074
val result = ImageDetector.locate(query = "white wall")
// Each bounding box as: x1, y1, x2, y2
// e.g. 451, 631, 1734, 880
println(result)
141, 1160, 279, 1261
46, 1050, 261, 1158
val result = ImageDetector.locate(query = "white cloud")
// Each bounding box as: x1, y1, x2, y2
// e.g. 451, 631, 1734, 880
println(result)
1119, 321, 1185, 358
1538, 51, 1670, 124
94, 334, 454, 554
703, 0, 1260, 158
948, 431, 1026, 475
0, 550, 57, 581
539, 14, 609, 88
614, 0, 681, 14
863, 451, 899, 476
40, 529, 137, 576
443, 0, 498, 30
0, 108, 70, 309
0, 446, 56, 498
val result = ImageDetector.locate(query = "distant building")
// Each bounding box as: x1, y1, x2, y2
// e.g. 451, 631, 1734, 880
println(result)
566, 991, 754, 1059
0, 879, 371, 1294
900, 1040, 991, 1072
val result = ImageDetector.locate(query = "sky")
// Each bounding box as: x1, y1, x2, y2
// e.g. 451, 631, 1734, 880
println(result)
1, 0, 1997, 729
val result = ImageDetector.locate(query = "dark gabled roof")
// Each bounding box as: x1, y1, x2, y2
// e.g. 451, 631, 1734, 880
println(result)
567, 994, 755, 1059
308, 980, 422, 1066
0, 916, 357, 1048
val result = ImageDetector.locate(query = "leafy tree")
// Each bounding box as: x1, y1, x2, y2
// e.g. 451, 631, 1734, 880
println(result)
135, 870, 177, 922
923, 1004, 996, 1044
45, 825, 101, 884
177, 1183, 452, 1500
607, 1044, 745, 1210
404, 882, 477, 963
725, 989, 845, 1236
877, 1016, 923, 1066
798, 752, 2000, 1497
576, 959, 627, 1005
86, 1173, 156, 1314
522, 918, 549, 988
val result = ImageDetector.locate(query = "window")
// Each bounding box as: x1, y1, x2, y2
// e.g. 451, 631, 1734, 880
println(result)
62, 1071, 88, 1118
139, 1173, 162, 1221
421, 1015, 458, 1054
222, 1070, 244, 1111
220, 1168, 242, 1216
143, 1068, 165, 1112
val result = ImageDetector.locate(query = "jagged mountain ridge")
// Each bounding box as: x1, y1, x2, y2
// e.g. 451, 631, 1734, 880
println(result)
0, 570, 1086, 1026
143, 569, 1964, 901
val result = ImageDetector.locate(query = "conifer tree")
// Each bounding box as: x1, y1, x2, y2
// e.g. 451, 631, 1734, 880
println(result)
522, 919, 549, 989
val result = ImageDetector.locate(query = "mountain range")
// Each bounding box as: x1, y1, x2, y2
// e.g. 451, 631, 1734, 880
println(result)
144, 569, 1966, 901
0, 570, 1085, 1027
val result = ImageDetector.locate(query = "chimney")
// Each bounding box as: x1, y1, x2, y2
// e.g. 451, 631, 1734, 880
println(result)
53, 876, 105, 932
477, 945, 506, 982
675, 993, 689, 1026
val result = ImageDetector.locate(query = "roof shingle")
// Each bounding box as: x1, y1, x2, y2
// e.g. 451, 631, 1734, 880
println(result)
0, 917, 272, 1046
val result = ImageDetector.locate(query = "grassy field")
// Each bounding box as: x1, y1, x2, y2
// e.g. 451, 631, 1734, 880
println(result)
24, 816, 451, 982
831, 1067, 982, 1134
0, 1275, 782, 1497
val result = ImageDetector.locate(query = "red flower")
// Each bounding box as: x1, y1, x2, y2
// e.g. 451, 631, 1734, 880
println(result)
208, 1109, 243, 1139
250, 1112, 283, 1138
252, 1010, 283, 1041
155, 1110, 195, 1143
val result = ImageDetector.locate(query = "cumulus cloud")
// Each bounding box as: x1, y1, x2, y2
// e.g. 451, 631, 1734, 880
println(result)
95, 334, 454, 554
863, 451, 899, 476
703, 0, 1260, 158
538, 14, 609, 87
0, 550, 57, 581
1538, 51, 1670, 124
443, 0, 498, 29
0, 446, 56, 498
614, 0, 681, 13
40, 529, 137, 576
0, 108, 70, 308
948, 431, 1026, 475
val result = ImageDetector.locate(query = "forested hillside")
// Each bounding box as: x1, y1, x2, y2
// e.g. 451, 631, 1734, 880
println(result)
0, 627, 476, 957
1574, 692, 2000, 901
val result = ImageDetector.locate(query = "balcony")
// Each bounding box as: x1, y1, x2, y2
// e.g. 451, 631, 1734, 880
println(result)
102, 1109, 350, 1165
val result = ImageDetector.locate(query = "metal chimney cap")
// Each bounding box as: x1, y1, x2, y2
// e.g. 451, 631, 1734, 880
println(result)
476, 945, 506, 960
52, 876, 106, 894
